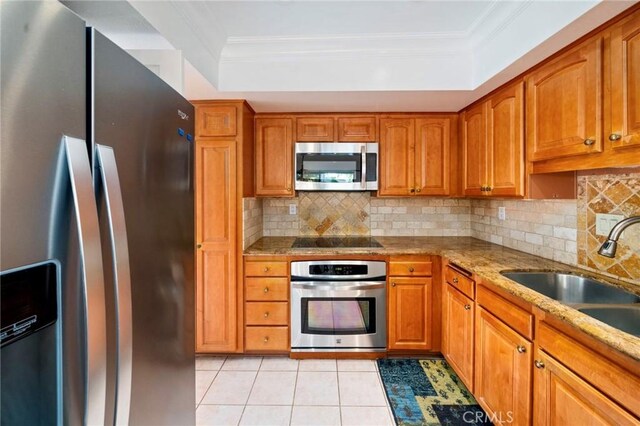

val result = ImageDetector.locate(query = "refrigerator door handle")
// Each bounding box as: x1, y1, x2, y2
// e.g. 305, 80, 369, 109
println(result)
63, 136, 107, 425
96, 145, 133, 426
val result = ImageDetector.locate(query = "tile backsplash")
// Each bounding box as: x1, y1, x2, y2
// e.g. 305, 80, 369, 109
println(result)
577, 172, 640, 282
247, 172, 639, 284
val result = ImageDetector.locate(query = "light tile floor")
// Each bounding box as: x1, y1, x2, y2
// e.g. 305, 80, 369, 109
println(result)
196, 356, 395, 426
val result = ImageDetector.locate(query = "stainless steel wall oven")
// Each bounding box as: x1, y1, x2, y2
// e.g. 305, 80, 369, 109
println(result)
290, 260, 386, 352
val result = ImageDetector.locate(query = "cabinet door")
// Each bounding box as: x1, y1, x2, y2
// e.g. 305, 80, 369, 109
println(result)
337, 116, 377, 141
415, 117, 450, 196
388, 277, 431, 350
196, 105, 237, 137
487, 82, 525, 197
462, 104, 487, 197
609, 11, 640, 151
443, 284, 474, 391
526, 37, 603, 161
379, 118, 415, 196
255, 118, 294, 196
296, 116, 334, 142
195, 140, 238, 352
475, 307, 532, 426
533, 349, 638, 426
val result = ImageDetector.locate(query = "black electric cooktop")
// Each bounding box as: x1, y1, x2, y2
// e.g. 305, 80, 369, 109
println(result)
292, 237, 383, 248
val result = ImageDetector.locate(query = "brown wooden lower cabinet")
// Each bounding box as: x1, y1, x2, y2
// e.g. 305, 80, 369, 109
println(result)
442, 283, 474, 391
533, 349, 638, 426
475, 307, 532, 426
388, 276, 432, 350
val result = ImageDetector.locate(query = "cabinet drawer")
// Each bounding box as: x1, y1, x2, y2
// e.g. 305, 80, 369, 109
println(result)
445, 266, 475, 299
245, 277, 288, 301
245, 261, 288, 277
245, 302, 288, 326
538, 322, 640, 417
477, 285, 533, 340
245, 326, 289, 352
389, 261, 432, 277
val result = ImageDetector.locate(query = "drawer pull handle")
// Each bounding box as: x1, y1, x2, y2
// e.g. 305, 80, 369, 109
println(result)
264, 312, 269, 318
583, 138, 596, 146
391, 282, 396, 287
534, 360, 545, 369
408, 267, 415, 272
464, 304, 471, 311
263, 336, 269, 343
263, 287, 269, 293
264, 266, 270, 272
516, 345, 527, 354
452, 277, 459, 284
609, 133, 622, 141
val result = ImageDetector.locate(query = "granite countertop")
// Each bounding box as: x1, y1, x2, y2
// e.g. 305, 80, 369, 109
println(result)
245, 236, 640, 361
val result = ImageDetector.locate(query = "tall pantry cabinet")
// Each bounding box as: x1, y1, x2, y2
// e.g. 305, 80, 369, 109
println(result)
193, 100, 255, 353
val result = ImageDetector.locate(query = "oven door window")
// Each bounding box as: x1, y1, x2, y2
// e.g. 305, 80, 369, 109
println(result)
296, 153, 361, 183
301, 297, 376, 335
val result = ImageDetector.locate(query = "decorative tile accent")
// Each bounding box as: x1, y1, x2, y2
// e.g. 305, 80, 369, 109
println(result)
299, 192, 370, 236
242, 198, 263, 249
577, 173, 640, 282
470, 199, 578, 265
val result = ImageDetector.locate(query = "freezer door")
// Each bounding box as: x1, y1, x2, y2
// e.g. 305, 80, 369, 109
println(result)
89, 29, 195, 425
1, 2, 108, 426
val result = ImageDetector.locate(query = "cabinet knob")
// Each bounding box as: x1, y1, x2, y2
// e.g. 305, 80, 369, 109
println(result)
534, 360, 545, 369
464, 304, 471, 310
391, 282, 396, 287
408, 267, 415, 273
410, 188, 416, 193
264, 312, 269, 318
452, 277, 459, 284
516, 345, 527, 353
487, 186, 492, 191
287, 187, 292, 191
609, 133, 622, 141
263, 287, 269, 293
263, 336, 269, 343
415, 188, 421, 193
264, 266, 270, 272
583, 138, 596, 146
196, 244, 202, 249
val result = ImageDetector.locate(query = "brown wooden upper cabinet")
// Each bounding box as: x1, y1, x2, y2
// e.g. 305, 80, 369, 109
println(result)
526, 37, 603, 161
196, 104, 237, 137
255, 118, 294, 196
379, 116, 454, 196
296, 116, 334, 141
337, 116, 377, 141
462, 82, 525, 197
609, 11, 640, 151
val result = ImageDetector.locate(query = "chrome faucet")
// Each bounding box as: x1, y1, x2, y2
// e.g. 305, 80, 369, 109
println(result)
598, 215, 640, 258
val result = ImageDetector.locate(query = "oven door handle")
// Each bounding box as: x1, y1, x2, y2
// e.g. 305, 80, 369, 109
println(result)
291, 282, 385, 291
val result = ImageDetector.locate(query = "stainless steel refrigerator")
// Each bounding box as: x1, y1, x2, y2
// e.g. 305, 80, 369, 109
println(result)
1, 2, 195, 425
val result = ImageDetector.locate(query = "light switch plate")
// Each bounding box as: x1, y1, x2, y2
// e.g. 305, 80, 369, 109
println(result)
289, 204, 297, 215
595, 213, 624, 236
498, 206, 506, 221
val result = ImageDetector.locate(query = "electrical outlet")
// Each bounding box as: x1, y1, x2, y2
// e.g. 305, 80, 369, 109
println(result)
289, 204, 297, 215
595, 213, 623, 236
498, 206, 506, 221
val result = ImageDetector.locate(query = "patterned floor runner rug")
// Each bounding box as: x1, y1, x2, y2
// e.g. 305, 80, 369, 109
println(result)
377, 358, 492, 426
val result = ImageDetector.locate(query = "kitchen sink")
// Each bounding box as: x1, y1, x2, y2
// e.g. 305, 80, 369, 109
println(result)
500, 271, 640, 305
577, 306, 640, 337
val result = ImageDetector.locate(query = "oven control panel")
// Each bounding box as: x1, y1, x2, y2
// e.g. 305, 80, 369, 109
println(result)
291, 260, 386, 281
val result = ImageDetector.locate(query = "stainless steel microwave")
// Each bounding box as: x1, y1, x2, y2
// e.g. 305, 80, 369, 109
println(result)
294, 142, 379, 191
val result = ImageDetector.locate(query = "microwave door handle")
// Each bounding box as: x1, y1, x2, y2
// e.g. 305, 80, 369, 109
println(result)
96, 145, 133, 426
63, 136, 107, 426
361, 145, 367, 189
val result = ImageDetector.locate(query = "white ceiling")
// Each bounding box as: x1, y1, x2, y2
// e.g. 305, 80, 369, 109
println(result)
65, 0, 636, 112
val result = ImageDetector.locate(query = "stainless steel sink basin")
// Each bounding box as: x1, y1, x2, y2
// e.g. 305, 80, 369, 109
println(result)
500, 271, 640, 305
577, 306, 640, 337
